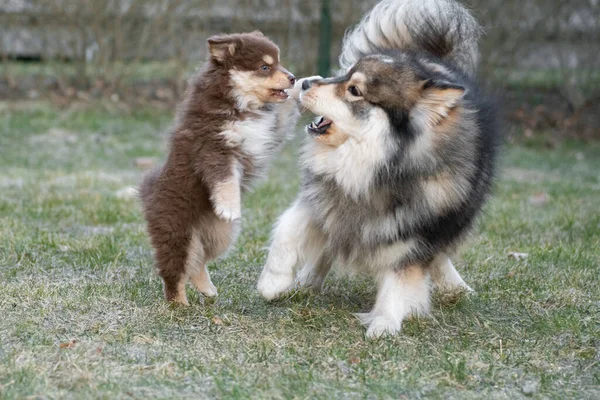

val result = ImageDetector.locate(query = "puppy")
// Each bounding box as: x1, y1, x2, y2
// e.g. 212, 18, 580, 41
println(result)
257, 0, 500, 337
140, 31, 299, 305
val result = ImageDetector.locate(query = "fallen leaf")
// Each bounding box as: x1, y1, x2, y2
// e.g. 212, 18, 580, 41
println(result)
133, 335, 155, 344
508, 252, 529, 261
349, 357, 361, 364
529, 192, 549, 206
522, 380, 538, 396
59, 340, 77, 349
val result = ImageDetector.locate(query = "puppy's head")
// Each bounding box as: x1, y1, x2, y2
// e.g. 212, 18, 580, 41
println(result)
300, 54, 467, 149
207, 31, 296, 110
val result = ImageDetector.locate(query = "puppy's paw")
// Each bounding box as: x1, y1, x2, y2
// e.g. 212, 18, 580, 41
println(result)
257, 269, 295, 300
213, 201, 241, 222
365, 316, 402, 339
195, 281, 218, 298
287, 76, 323, 100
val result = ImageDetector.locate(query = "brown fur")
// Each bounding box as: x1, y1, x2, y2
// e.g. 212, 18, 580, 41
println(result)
140, 32, 296, 305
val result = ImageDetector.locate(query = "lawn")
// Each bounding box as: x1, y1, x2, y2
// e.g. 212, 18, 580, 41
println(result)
0, 100, 598, 399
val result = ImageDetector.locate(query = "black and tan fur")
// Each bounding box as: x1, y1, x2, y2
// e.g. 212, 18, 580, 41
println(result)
257, 0, 500, 338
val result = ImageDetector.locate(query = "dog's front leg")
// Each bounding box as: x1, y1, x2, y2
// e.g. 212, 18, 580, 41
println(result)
257, 201, 315, 300
210, 160, 242, 222
356, 266, 431, 338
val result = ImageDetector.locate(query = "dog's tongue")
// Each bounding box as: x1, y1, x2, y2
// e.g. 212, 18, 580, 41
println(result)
317, 117, 332, 128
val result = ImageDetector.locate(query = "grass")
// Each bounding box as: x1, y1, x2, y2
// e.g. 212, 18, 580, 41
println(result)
4, 59, 600, 95
0, 100, 599, 399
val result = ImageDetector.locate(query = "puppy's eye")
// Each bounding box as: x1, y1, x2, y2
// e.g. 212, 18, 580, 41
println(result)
348, 85, 362, 97
260, 65, 271, 72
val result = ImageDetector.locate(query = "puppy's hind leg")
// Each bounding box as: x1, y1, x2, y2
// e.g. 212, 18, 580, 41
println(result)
257, 201, 318, 300
429, 253, 472, 292
186, 230, 218, 298
155, 240, 191, 306
189, 264, 218, 298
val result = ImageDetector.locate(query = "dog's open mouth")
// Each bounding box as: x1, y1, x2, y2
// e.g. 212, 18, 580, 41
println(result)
270, 89, 289, 100
307, 116, 333, 136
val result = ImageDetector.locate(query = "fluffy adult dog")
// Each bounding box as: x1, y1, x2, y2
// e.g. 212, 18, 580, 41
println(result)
141, 31, 299, 305
257, 0, 500, 337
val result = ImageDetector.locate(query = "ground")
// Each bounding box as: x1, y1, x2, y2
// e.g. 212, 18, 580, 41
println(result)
0, 101, 598, 399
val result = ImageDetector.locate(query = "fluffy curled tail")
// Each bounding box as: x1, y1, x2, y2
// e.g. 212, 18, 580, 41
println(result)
339, 0, 482, 77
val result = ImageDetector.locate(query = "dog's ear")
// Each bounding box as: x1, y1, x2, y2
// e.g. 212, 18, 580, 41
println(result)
417, 79, 466, 127
207, 36, 240, 63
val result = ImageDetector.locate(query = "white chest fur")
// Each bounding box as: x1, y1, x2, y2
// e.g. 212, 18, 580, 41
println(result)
220, 109, 284, 179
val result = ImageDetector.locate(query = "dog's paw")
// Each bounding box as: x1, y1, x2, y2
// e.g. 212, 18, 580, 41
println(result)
287, 76, 323, 100
213, 202, 241, 222
257, 269, 295, 300
365, 316, 402, 339
196, 281, 218, 298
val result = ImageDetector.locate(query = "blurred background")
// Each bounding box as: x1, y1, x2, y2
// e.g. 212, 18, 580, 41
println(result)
0, 0, 599, 140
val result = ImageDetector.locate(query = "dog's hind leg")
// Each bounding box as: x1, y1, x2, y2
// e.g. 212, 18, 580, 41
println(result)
296, 253, 332, 293
186, 229, 218, 298
156, 243, 191, 306
149, 221, 192, 305
189, 263, 218, 298
257, 200, 321, 300
429, 253, 472, 292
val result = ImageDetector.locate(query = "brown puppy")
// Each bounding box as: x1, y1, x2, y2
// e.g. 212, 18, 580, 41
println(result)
140, 31, 299, 305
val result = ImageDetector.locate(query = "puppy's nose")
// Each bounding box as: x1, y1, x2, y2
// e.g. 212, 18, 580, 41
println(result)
288, 74, 296, 85
302, 79, 312, 91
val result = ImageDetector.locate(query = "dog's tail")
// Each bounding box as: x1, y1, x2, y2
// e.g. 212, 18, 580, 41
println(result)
339, 0, 482, 77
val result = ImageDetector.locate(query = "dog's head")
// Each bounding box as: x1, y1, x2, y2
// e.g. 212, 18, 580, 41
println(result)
298, 54, 477, 199
300, 54, 467, 149
208, 31, 296, 110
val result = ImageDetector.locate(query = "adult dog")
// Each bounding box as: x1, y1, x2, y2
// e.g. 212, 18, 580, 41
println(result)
258, 0, 500, 337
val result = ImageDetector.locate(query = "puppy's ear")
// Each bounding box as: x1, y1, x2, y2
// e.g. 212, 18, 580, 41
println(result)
417, 80, 466, 127
207, 36, 239, 63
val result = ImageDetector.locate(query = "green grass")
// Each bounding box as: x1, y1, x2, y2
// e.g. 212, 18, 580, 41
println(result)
0, 60, 195, 84
4, 60, 599, 94
0, 101, 599, 399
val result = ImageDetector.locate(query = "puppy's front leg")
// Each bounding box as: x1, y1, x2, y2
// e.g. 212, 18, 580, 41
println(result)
211, 160, 242, 222
257, 201, 313, 300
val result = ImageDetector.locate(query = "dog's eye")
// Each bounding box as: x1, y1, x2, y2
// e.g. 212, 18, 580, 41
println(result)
260, 65, 271, 72
348, 85, 362, 97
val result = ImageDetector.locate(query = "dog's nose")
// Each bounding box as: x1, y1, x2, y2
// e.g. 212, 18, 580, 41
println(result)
302, 79, 312, 91
288, 74, 296, 85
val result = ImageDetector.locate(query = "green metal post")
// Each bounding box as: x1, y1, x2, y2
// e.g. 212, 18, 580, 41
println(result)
318, 0, 332, 77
